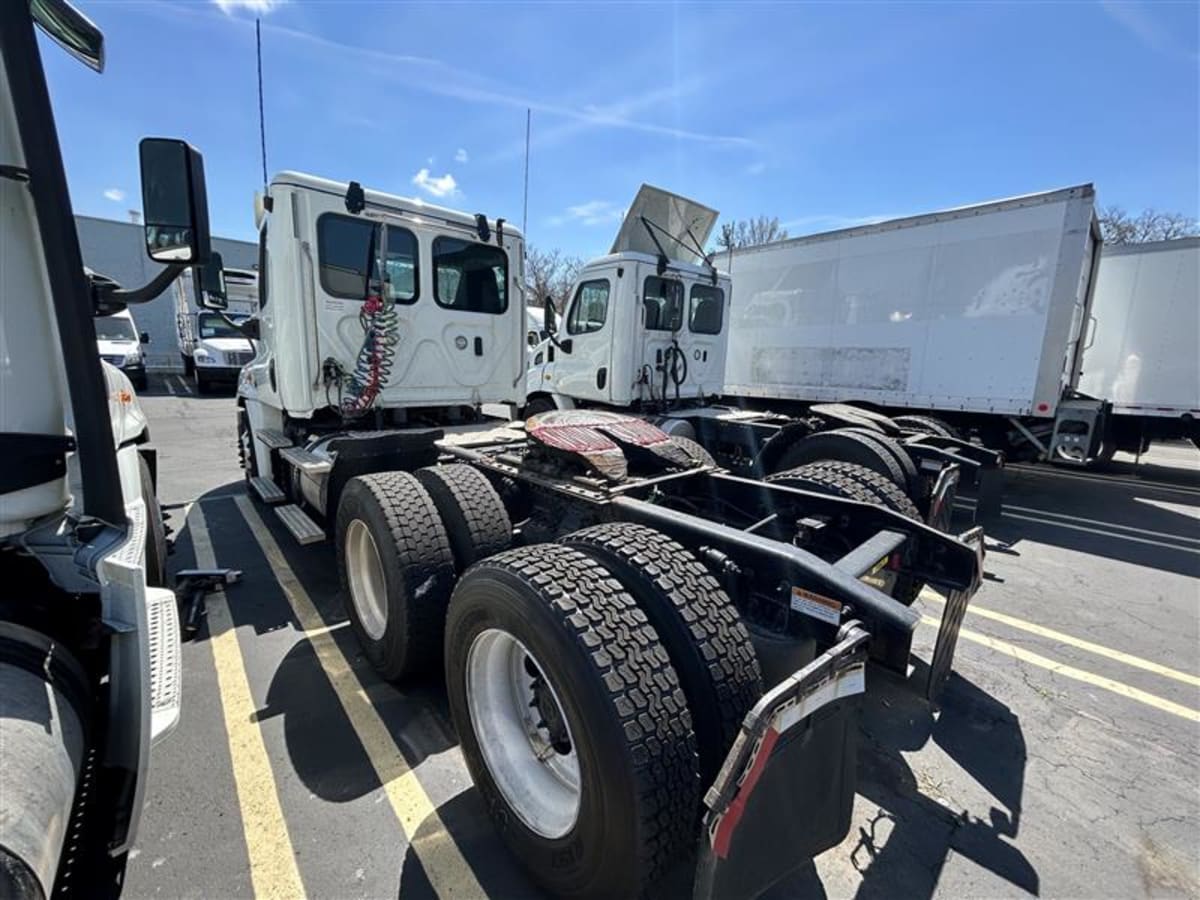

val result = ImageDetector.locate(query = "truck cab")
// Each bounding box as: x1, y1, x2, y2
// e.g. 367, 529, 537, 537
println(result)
95, 306, 150, 390
176, 265, 258, 389
528, 186, 728, 410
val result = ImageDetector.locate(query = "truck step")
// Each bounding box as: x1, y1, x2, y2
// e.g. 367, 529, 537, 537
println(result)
146, 586, 182, 741
275, 504, 325, 545
248, 476, 286, 504
279, 445, 333, 475
256, 428, 293, 450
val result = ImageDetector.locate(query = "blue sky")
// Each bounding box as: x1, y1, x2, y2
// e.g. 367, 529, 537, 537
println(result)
47, 0, 1198, 258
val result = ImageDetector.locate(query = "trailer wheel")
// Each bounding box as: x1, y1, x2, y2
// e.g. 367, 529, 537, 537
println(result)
774, 429, 907, 489
336, 472, 455, 680
414, 465, 512, 572
669, 434, 717, 468
561, 523, 762, 787
445, 545, 698, 899
769, 461, 920, 521
835, 428, 920, 494
891, 414, 958, 440
139, 456, 168, 587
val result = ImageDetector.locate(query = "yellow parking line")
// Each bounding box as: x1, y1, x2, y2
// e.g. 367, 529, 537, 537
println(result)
923, 592, 1200, 688
922, 615, 1200, 723
191, 504, 306, 899
233, 495, 485, 896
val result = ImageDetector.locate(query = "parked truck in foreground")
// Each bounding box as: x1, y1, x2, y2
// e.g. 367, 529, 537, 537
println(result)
721, 185, 1109, 464
1077, 237, 1200, 455
175, 265, 258, 391
0, 2, 212, 895
215, 172, 985, 899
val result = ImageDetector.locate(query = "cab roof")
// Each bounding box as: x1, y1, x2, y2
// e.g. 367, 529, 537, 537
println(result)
270, 171, 524, 240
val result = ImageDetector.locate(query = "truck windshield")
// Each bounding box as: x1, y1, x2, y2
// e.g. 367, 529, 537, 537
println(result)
94, 316, 136, 340
198, 313, 246, 339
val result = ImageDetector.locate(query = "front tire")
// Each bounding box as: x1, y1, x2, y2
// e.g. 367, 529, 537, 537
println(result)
336, 473, 455, 680
192, 369, 208, 395
445, 545, 699, 899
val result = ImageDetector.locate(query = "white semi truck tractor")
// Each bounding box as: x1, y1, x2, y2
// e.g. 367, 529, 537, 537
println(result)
525, 185, 1005, 526
0, 3, 214, 896
210, 172, 985, 898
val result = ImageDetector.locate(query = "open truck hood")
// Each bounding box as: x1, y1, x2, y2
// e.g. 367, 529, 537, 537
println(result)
609, 184, 719, 266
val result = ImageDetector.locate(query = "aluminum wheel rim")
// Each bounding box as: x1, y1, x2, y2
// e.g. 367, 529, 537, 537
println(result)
345, 519, 388, 641
465, 628, 581, 838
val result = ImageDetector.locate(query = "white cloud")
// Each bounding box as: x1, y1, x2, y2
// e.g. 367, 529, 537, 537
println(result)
103, 188, 126, 202
549, 201, 625, 227
455, 148, 469, 164
1099, 1, 1196, 58
213, 0, 286, 15
411, 168, 459, 199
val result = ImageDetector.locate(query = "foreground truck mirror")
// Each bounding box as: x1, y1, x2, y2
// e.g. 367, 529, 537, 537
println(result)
139, 137, 212, 265
543, 300, 557, 334
197, 252, 228, 310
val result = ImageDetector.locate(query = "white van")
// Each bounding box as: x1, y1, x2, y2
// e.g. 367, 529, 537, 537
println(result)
95, 307, 149, 389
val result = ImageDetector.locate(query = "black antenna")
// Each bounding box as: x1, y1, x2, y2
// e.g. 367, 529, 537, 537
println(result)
256, 18, 268, 188
522, 108, 531, 235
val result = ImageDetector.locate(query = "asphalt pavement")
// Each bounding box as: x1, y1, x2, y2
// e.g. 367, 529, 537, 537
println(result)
124, 375, 1200, 899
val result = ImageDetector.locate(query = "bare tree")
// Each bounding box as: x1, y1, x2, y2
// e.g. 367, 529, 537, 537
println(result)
1098, 206, 1199, 244
526, 246, 583, 309
715, 216, 789, 253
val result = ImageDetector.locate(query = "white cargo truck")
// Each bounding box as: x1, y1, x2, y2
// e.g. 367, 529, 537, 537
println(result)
0, 2, 214, 894
176, 264, 258, 390
721, 186, 1105, 463
1078, 238, 1199, 454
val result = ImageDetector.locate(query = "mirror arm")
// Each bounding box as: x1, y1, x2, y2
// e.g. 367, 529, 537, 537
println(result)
104, 263, 186, 305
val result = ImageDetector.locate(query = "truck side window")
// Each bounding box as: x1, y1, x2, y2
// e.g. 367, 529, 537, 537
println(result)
257, 224, 269, 310
566, 280, 610, 335
432, 237, 508, 314
643, 277, 684, 331
316, 213, 419, 303
689, 283, 723, 335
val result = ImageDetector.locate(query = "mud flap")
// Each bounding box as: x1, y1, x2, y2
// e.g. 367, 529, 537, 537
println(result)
693, 626, 870, 900
926, 525, 985, 702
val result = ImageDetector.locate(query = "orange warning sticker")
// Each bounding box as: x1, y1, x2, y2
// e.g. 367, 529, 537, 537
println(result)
790, 586, 843, 625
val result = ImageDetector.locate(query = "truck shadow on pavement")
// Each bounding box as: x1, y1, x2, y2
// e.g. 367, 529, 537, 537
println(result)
972, 468, 1200, 579
847, 664, 1037, 899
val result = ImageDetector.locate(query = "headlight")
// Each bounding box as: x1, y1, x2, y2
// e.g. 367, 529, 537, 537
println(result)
124, 351, 142, 366
195, 349, 218, 365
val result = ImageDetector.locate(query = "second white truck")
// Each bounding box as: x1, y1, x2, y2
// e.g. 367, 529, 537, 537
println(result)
176, 264, 258, 391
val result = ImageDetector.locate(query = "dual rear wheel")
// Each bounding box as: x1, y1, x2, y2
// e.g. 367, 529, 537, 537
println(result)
334, 468, 762, 898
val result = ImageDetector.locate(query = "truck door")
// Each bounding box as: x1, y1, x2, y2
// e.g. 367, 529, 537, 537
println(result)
553, 269, 617, 404
639, 271, 686, 402
681, 279, 728, 396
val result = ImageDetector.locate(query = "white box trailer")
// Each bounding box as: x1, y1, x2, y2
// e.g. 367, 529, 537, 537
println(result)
1077, 238, 1199, 452
722, 185, 1106, 462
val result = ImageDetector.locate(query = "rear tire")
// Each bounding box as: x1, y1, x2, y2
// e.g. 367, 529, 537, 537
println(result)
445, 545, 698, 899
336, 472, 455, 680
768, 461, 920, 521
836, 428, 919, 495
891, 414, 958, 439
561, 523, 762, 787
668, 434, 716, 468
774, 428, 907, 490
414, 465, 512, 572
767, 461, 924, 603
139, 456, 167, 587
